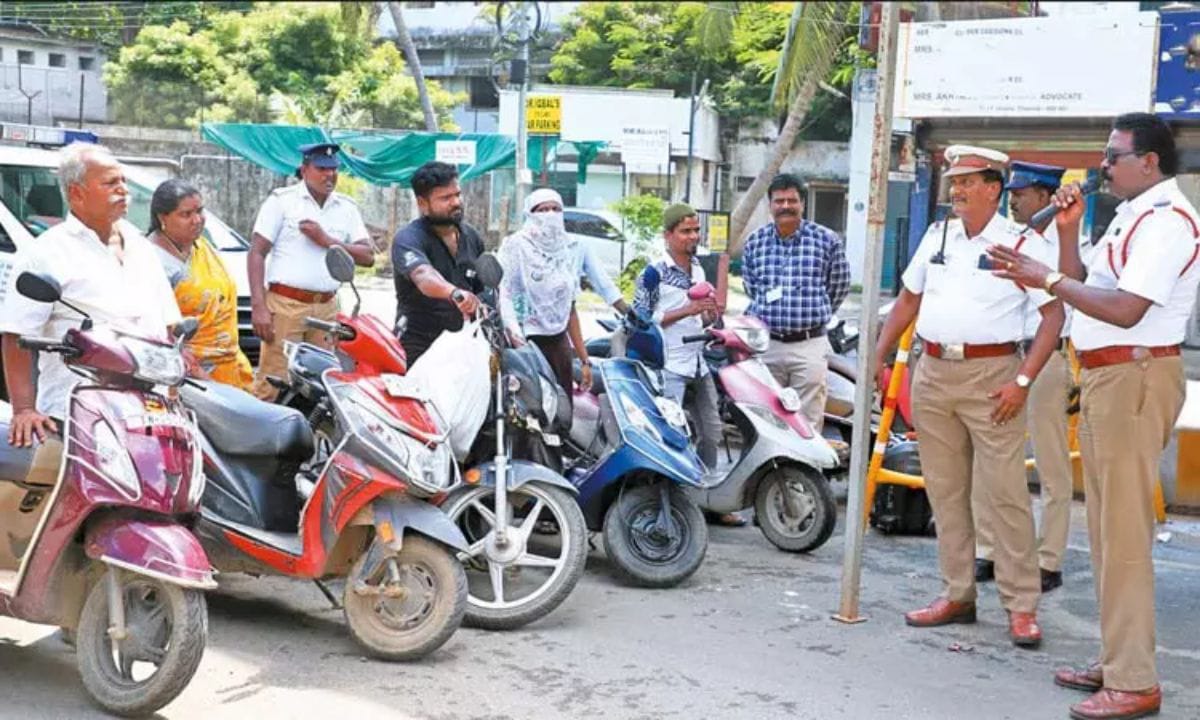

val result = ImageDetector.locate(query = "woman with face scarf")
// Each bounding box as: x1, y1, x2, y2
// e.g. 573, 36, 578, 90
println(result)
498, 188, 592, 402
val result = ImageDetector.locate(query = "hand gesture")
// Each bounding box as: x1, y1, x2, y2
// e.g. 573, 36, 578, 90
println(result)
1051, 182, 1087, 227
9, 408, 56, 448
986, 244, 1053, 290
579, 363, 593, 392
252, 303, 275, 343
298, 220, 332, 248
988, 381, 1028, 425
451, 289, 480, 316
687, 297, 718, 317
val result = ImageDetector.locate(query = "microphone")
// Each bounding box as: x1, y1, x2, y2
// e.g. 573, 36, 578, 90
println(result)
1028, 175, 1104, 228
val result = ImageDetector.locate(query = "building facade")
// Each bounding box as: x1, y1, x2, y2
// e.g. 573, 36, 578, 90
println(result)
0, 24, 106, 126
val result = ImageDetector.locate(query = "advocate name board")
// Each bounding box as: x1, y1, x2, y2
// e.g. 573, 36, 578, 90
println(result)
893, 14, 1157, 118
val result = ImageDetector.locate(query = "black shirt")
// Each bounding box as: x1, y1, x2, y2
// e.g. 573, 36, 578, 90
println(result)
391, 217, 485, 363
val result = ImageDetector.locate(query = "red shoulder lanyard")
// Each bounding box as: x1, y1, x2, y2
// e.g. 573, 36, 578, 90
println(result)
1107, 206, 1200, 279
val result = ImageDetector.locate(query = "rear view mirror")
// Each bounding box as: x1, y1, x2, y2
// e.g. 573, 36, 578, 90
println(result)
16, 272, 61, 303
325, 246, 356, 283
474, 253, 504, 289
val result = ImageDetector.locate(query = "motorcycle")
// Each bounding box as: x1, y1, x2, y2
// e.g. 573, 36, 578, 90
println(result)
277, 248, 587, 632
184, 248, 469, 661
1, 271, 213, 717
567, 309, 709, 588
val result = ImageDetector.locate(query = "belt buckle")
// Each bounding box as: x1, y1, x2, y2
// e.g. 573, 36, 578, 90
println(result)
1132, 346, 1150, 361
944, 343, 965, 361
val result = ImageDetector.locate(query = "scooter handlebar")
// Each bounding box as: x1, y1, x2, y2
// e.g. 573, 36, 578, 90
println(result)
682, 333, 710, 344
18, 336, 79, 357
305, 317, 354, 341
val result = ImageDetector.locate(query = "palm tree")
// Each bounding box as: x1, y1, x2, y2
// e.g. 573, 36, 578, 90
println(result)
703, 2, 853, 256
386, 1, 439, 132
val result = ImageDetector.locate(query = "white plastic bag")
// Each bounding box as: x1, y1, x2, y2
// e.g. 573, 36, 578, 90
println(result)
407, 321, 491, 461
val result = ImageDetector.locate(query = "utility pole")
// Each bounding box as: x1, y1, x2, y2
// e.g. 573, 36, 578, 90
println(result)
512, 2, 533, 212
684, 71, 697, 204
834, 0, 900, 625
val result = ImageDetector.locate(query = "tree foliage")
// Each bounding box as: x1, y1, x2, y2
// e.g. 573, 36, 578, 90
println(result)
548, 1, 858, 139
0, 1, 252, 53
104, 2, 463, 130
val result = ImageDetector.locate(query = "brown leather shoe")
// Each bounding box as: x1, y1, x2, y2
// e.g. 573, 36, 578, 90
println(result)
904, 598, 976, 627
1068, 687, 1161, 720
1008, 611, 1042, 648
1055, 663, 1103, 692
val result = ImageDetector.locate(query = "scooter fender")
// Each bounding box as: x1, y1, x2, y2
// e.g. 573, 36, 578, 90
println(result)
738, 402, 840, 471
470, 459, 579, 494
372, 494, 469, 553
84, 516, 217, 590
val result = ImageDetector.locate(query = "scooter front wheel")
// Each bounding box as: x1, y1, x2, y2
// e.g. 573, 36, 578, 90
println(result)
602, 482, 708, 588
76, 569, 208, 718
444, 483, 587, 630
754, 466, 837, 553
343, 534, 467, 661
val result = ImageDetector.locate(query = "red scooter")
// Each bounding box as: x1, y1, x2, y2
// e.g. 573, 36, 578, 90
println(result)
185, 249, 468, 661
1, 271, 214, 717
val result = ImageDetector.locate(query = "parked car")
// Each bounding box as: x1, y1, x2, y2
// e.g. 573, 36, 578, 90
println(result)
0, 144, 257, 399
564, 207, 648, 278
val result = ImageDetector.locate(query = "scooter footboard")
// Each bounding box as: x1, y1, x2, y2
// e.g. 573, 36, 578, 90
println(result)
372, 495, 469, 553
85, 516, 217, 590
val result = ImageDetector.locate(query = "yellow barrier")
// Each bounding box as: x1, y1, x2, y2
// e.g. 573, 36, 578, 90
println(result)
863, 329, 1167, 524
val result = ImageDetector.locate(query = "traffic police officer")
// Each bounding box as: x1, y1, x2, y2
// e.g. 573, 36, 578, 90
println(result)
875, 145, 1065, 649
974, 161, 1074, 593
991, 112, 1199, 720
248, 142, 374, 400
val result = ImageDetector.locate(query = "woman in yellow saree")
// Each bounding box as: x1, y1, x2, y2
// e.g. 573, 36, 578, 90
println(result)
149, 179, 253, 390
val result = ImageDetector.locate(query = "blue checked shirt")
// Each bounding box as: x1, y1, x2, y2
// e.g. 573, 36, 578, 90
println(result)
742, 220, 851, 334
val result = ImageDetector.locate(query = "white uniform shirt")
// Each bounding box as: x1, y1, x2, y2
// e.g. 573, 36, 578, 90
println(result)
1071, 177, 1200, 351
0, 215, 182, 418
902, 211, 1056, 344
252, 182, 370, 293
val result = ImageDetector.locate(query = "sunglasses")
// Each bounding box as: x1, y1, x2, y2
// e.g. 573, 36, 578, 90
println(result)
1103, 147, 1143, 164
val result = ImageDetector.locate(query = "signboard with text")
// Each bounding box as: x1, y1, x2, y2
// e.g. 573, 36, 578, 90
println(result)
434, 140, 477, 165
620, 126, 671, 173
525, 95, 562, 135
893, 14, 1157, 118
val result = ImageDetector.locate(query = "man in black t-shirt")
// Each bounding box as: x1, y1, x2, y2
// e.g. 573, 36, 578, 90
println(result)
392, 162, 485, 363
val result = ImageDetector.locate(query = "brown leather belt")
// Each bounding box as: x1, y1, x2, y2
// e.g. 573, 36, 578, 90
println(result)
770, 326, 825, 343
269, 283, 335, 304
921, 337, 1018, 360
1076, 344, 1181, 370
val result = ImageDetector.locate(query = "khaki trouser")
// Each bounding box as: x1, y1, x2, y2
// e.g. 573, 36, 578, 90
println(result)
251, 291, 337, 402
975, 348, 1074, 571
762, 335, 830, 432
1077, 356, 1183, 691
0, 437, 63, 571
911, 353, 1041, 613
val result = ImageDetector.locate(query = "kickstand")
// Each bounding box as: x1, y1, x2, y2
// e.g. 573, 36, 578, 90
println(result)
314, 579, 341, 610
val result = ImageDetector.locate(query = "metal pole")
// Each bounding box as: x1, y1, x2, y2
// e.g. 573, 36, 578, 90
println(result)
514, 2, 531, 212
834, 0, 900, 625
685, 71, 697, 204
78, 72, 84, 128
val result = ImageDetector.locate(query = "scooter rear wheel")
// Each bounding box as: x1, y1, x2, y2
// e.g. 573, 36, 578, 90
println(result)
602, 482, 708, 588
343, 535, 467, 661
76, 569, 208, 718
754, 466, 837, 553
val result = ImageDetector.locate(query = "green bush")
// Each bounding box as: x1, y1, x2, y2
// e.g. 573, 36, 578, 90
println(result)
610, 194, 664, 258
617, 255, 650, 303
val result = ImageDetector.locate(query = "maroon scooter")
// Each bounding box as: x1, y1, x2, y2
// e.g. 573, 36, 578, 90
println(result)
0, 271, 214, 717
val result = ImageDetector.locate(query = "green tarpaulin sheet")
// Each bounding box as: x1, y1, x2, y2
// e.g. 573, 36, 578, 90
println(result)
200, 123, 605, 187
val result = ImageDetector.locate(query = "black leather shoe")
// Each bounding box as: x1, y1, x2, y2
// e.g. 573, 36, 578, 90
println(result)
974, 558, 995, 583
1041, 569, 1063, 592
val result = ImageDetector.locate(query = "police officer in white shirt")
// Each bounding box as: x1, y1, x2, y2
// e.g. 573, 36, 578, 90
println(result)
248, 142, 374, 400
991, 112, 1199, 720
974, 161, 1075, 594
875, 145, 1065, 650
0, 142, 182, 570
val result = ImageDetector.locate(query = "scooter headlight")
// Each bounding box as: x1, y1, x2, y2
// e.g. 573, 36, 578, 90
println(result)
92, 419, 141, 499
123, 337, 186, 386
778, 387, 803, 413
539, 376, 558, 424
654, 396, 689, 431
734, 325, 770, 354
743, 403, 791, 431
620, 394, 662, 442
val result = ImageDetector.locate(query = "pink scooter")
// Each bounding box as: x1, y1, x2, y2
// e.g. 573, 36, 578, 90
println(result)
684, 283, 841, 553
0, 271, 214, 717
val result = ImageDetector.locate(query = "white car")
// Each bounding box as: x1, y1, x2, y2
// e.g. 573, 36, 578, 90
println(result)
563, 207, 645, 278
0, 144, 257, 399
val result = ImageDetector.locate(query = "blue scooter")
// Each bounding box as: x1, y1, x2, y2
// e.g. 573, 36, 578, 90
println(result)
566, 310, 709, 588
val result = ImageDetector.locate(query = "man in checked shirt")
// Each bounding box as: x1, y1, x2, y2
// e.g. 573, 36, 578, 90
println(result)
742, 173, 851, 431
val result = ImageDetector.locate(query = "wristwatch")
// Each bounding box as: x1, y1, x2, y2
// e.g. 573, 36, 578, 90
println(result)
1016, 373, 1032, 389
1043, 271, 1066, 295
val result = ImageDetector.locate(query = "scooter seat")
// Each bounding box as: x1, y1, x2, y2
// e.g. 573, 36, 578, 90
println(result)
181, 381, 315, 461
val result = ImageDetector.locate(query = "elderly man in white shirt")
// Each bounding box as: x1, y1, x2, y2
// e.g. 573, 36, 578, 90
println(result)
0, 142, 182, 569
875, 145, 1065, 650
991, 112, 1200, 720
248, 142, 374, 401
